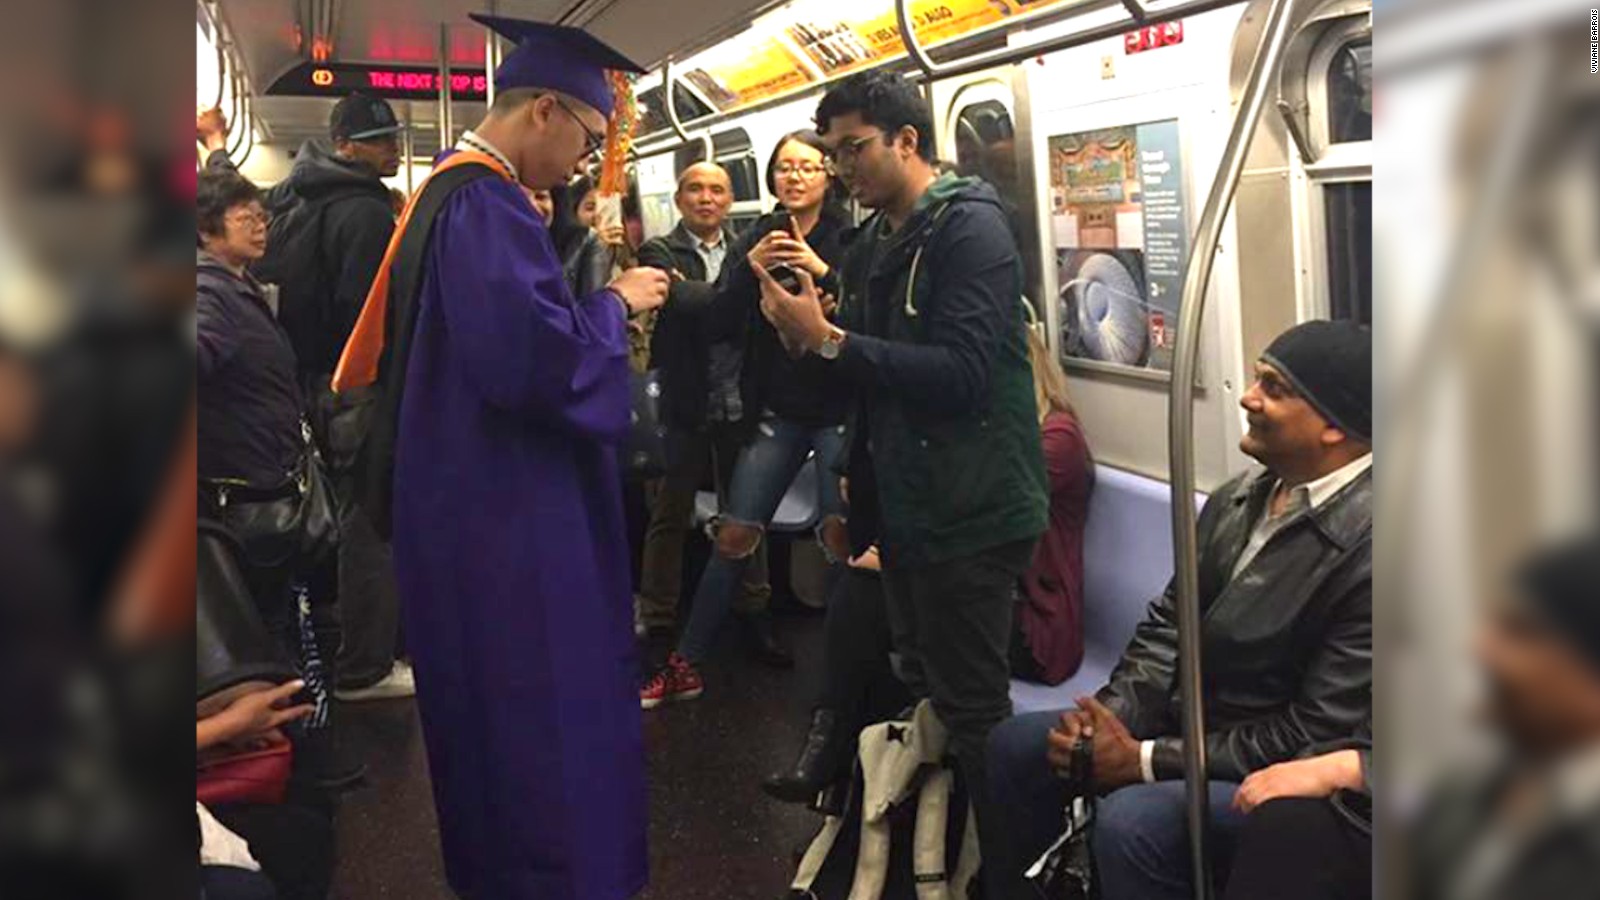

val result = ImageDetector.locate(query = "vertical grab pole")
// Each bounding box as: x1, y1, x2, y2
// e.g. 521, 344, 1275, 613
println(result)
1166, 0, 1299, 898
484, 0, 498, 111
438, 23, 454, 151
403, 100, 415, 194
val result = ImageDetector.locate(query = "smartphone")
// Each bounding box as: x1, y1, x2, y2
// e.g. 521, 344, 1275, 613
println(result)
768, 215, 803, 292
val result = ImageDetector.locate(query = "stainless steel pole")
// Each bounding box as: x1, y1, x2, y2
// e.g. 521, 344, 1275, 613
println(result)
438, 23, 453, 149
484, 0, 498, 110
1166, 0, 1300, 898
403, 100, 415, 193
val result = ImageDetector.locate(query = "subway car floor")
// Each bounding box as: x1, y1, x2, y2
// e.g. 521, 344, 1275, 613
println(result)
329, 604, 828, 900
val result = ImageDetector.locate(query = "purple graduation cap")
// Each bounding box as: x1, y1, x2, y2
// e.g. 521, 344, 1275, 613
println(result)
469, 13, 647, 118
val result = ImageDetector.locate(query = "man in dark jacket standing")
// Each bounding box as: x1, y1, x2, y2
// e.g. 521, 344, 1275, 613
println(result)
634, 162, 775, 653
754, 70, 1047, 889
986, 320, 1374, 900
198, 95, 410, 701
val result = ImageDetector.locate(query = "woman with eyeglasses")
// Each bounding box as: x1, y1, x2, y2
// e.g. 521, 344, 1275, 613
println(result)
197, 168, 362, 791
641, 129, 857, 707
197, 170, 302, 530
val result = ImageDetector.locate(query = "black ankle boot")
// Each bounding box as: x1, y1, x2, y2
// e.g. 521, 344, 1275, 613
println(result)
763, 709, 848, 804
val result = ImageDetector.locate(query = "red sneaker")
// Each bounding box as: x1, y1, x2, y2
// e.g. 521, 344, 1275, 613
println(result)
640, 652, 704, 709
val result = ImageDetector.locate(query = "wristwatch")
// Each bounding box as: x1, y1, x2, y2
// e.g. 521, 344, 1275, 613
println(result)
817, 325, 846, 360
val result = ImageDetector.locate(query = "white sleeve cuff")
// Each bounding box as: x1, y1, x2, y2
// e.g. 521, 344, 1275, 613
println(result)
1139, 740, 1157, 783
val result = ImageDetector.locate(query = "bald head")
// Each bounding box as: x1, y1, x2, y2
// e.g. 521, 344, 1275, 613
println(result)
675, 162, 733, 238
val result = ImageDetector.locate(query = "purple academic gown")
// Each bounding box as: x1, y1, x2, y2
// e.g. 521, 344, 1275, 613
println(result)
390, 169, 646, 900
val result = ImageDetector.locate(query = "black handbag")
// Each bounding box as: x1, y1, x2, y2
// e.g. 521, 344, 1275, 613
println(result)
624, 368, 669, 480
204, 423, 340, 570
195, 519, 298, 716
1026, 736, 1098, 899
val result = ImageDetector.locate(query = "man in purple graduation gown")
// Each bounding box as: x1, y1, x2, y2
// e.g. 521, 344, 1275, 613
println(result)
372, 16, 669, 900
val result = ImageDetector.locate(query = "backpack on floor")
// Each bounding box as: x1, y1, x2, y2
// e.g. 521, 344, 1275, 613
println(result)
788, 701, 981, 900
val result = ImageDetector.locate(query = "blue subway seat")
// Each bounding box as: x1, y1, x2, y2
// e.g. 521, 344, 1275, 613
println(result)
1010, 465, 1207, 715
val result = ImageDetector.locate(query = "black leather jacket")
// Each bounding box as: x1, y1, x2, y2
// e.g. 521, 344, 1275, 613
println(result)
1097, 463, 1373, 782
561, 229, 615, 299
636, 222, 737, 430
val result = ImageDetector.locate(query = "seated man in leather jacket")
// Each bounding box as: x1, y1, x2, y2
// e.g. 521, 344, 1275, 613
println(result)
987, 320, 1373, 900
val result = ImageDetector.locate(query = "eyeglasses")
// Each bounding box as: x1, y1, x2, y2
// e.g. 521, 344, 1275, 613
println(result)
555, 97, 608, 157
226, 207, 270, 229
825, 133, 883, 168
774, 162, 831, 179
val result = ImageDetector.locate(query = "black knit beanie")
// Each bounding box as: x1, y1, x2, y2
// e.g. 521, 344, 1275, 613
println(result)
1260, 320, 1372, 443
1519, 536, 1600, 675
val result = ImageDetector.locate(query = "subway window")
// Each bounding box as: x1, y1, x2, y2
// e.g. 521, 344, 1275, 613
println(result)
637, 82, 715, 138
952, 99, 1039, 301
711, 128, 761, 203
1304, 18, 1371, 327
953, 101, 1019, 220
1324, 181, 1371, 326
1327, 39, 1371, 144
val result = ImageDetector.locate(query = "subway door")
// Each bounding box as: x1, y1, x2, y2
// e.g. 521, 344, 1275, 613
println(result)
930, 72, 1045, 339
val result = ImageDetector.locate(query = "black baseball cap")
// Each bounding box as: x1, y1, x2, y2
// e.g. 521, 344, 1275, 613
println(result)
330, 92, 404, 141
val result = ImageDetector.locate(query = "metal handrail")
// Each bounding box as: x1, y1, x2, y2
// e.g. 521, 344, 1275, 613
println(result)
211, 35, 229, 112
1273, 0, 1370, 163
660, 59, 714, 162
893, 0, 939, 77
1166, 0, 1300, 897
198, 0, 229, 111
894, 0, 1246, 82
234, 95, 257, 169
661, 60, 693, 144
226, 69, 248, 159
484, 0, 498, 110
633, 0, 1257, 155
438, 23, 454, 151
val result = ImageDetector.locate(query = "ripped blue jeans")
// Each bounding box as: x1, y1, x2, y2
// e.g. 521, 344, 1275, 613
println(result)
675, 414, 847, 664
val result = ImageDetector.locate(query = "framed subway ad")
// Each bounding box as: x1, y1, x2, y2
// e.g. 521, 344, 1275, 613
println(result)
1046, 118, 1189, 376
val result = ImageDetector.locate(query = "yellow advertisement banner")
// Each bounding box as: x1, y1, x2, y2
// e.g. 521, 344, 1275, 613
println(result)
694, 41, 815, 108
788, 0, 1071, 75
680, 0, 1075, 117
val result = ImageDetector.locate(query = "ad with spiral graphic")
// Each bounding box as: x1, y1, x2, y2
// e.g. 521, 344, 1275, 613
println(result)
1048, 119, 1187, 373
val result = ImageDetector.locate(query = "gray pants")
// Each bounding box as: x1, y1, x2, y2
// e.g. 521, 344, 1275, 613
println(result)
333, 474, 401, 689
881, 538, 1036, 900
310, 378, 401, 690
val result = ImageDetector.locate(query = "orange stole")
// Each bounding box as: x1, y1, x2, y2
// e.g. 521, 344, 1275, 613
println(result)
330, 150, 514, 392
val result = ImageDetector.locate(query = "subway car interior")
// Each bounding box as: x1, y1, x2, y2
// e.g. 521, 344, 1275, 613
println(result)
196, 0, 1373, 897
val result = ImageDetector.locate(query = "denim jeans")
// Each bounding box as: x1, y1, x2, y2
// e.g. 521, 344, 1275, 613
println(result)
638, 423, 770, 630
986, 710, 1247, 900
675, 415, 847, 663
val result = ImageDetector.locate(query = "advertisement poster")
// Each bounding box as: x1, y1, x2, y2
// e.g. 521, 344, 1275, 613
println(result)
1048, 118, 1187, 373
786, 0, 1023, 75
677, 0, 1075, 118
683, 40, 813, 110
